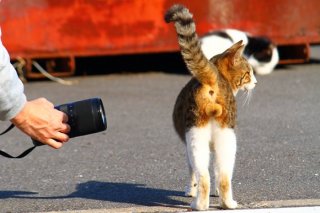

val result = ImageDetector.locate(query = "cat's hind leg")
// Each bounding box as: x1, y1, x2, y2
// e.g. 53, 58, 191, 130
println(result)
186, 126, 211, 211
185, 151, 197, 197
212, 126, 238, 209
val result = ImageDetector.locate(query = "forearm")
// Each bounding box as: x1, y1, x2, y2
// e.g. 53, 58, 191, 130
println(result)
0, 39, 27, 120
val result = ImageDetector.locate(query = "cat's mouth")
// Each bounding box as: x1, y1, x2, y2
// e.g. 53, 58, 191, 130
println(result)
244, 83, 256, 91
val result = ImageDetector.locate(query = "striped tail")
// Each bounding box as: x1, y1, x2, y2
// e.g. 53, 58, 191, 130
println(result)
165, 4, 218, 85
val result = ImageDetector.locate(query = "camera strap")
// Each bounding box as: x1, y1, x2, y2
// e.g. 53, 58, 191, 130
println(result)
0, 124, 38, 158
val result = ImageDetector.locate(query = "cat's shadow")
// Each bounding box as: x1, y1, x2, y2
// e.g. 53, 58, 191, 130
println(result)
0, 181, 188, 208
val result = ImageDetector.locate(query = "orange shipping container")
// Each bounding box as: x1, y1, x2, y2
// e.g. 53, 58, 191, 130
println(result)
1, 0, 319, 77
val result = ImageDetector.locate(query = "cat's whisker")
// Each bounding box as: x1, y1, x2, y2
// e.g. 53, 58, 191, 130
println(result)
246, 90, 252, 106
240, 90, 247, 99
241, 90, 249, 107
242, 89, 253, 107
248, 90, 254, 105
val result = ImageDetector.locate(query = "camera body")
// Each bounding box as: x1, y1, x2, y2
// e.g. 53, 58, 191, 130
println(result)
33, 98, 107, 146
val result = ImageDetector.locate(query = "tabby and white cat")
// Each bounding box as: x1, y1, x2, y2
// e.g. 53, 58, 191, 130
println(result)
165, 5, 257, 210
201, 29, 279, 75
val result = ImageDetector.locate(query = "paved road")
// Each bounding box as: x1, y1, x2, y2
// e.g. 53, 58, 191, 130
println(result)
0, 56, 320, 212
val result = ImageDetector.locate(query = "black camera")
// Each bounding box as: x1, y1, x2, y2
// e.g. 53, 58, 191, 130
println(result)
0, 98, 107, 158
33, 97, 107, 146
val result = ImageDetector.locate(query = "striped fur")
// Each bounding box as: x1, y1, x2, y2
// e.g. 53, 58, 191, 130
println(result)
165, 4, 218, 86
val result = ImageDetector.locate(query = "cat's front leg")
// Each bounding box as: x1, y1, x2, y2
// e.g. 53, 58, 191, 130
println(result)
191, 171, 210, 211
185, 154, 197, 197
185, 177, 197, 197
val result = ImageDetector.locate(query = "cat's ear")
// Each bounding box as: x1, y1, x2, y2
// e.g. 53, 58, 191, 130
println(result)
229, 40, 245, 65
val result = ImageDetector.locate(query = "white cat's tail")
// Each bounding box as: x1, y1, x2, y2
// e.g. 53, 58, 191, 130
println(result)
165, 4, 218, 86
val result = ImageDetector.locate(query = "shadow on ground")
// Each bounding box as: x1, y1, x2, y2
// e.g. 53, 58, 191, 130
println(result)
0, 181, 188, 208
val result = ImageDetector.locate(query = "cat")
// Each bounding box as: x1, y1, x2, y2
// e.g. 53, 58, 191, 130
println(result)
165, 4, 257, 210
201, 29, 279, 75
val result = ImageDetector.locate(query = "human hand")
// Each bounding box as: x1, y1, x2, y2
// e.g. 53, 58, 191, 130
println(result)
10, 98, 70, 149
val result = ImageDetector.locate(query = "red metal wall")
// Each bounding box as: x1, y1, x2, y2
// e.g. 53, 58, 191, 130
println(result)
1, 0, 319, 60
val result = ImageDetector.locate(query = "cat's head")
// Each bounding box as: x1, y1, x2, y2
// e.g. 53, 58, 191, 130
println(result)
212, 40, 257, 95
245, 36, 279, 75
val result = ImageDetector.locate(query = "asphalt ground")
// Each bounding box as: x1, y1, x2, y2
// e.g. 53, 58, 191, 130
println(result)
0, 48, 319, 212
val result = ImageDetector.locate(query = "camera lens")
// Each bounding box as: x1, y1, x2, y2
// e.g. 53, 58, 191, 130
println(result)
92, 98, 107, 134
32, 98, 107, 147
98, 99, 107, 129
56, 98, 107, 138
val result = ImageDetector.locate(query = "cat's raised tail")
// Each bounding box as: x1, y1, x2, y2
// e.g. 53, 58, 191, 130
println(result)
165, 4, 218, 86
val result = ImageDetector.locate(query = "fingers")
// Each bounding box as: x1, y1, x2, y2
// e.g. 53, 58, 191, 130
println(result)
54, 131, 69, 143
59, 123, 71, 134
55, 110, 69, 133
11, 98, 72, 149
49, 120, 70, 146
40, 109, 70, 147
46, 138, 63, 149
61, 112, 68, 123
44, 131, 69, 149
54, 109, 68, 123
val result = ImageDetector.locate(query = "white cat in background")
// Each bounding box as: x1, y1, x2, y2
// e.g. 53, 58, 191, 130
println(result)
201, 29, 279, 75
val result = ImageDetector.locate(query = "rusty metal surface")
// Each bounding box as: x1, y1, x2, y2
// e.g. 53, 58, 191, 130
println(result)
0, 0, 172, 58
200, 0, 320, 45
0, 0, 320, 61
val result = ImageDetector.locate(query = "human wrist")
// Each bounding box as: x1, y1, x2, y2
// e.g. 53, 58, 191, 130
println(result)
10, 101, 28, 126
4, 94, 27, 122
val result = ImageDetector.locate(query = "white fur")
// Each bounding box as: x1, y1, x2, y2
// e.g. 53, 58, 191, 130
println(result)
200, 29, 278, 75
186, 124, 211, 210
201, 36, 234, 59
201, 29, 248, 59
185, 120, 238, 210
248, 47, 279, 75
211, 122, 238, 209
245, 68, 257, 91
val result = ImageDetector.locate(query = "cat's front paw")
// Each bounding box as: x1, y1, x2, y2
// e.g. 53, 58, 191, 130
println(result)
191, 198, 209, 211
220, 199, 238, 209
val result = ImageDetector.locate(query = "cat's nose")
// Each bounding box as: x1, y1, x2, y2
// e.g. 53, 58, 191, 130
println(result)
253, 76, 257, 85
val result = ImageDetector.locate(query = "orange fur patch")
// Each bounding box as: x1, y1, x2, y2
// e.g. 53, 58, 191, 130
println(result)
219, 174, 231, 202
198, 174, 210, 202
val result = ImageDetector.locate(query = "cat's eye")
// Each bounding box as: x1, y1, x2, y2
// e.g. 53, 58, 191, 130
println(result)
244, 76, 250, 83
238, 72, 250, 86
